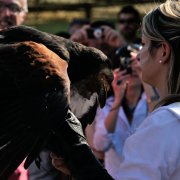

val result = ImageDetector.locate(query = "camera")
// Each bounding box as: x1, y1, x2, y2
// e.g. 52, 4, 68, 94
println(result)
114, 44, 142, 74
86, 28, 104, 39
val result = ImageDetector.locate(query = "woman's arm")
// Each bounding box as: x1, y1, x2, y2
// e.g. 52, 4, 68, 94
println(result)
104, 69, 129, 132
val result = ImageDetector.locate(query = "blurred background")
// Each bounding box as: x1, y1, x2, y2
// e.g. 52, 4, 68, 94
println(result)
26, 0, 164, 34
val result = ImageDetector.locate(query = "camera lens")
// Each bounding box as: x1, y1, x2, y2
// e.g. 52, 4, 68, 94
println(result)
94, 28, 103, 39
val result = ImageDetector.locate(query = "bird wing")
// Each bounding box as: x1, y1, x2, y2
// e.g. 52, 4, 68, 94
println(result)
0, 41, 70, 178
0, 25, 113, 127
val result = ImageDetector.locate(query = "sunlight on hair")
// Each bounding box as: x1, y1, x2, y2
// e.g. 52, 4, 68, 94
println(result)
160, 0, 180, 18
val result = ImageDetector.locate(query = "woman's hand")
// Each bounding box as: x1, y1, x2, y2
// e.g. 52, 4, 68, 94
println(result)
104, 69, 129, 133
112, 68, 130, 106
51, 153, 71, 175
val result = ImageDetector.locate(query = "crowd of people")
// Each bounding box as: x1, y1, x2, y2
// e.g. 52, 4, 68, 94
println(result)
0, 0, 179, 180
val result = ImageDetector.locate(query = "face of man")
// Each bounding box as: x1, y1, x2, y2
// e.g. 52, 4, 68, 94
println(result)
0, 0, 27, 29
117, 13, 139, 40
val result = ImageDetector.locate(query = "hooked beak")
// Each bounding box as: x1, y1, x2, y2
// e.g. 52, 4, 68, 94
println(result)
97, 72, 112, 108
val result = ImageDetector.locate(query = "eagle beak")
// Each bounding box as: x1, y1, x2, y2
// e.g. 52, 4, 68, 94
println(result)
97, 74, 111, 108
97, 83, 107, 108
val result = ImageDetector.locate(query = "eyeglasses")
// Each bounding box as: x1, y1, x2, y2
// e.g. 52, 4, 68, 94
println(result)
0, 2, 23, 13
118, 18, 137, 24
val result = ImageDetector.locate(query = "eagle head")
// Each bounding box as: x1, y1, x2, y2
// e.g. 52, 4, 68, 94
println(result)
67, 44, 113, 126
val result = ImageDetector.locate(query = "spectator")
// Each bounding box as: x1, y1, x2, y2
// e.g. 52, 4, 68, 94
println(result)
68, 18, 90, 35
70, 20, 124, 58
93, 58, 148, 179
92, 29, 158, 178
0, 0, 28, 29
117, 5, 141, 44
116, 5, 159, 112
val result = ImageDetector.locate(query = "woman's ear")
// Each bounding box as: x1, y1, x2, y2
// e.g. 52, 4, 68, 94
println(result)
161, 42, 171, 63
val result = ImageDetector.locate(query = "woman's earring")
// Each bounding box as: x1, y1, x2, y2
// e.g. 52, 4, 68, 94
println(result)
159, 60, 162, 63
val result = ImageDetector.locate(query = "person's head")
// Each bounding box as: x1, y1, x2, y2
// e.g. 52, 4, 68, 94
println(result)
68, 18, 90, 35
0, 0, 28, 29
90, 20, 115, 30
87, 20, 116, 50
117, 5, 141, 41
140, 0, 180, 96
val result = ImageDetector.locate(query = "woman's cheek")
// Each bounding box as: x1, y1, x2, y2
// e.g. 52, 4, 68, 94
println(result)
139, 53, 145, 67
139, 48, 148, 68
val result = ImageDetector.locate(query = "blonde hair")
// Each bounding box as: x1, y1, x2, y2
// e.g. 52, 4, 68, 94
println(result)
142, 0, 180, 98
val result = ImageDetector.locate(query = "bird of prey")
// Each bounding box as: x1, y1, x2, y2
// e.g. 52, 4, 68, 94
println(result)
0, 26, 113, 179
0, 25, 113, 128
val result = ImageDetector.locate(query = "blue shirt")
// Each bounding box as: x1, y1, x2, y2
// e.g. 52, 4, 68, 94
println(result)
93, 93, 148, 179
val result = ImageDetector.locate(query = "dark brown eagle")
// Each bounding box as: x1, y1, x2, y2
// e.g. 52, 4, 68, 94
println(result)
0, 26, 113, 179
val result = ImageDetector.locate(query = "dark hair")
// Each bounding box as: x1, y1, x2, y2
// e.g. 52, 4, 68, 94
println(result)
91, 20, 115, 29
117, 5, 141, 24
69, 19, 90, 28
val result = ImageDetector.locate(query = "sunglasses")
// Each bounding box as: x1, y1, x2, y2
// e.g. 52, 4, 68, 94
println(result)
118, 18, 137, 24
0, 2, 23, 13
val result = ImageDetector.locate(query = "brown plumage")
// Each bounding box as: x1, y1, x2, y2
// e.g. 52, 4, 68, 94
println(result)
0, 26, 113, 178
0, 41, 71, 179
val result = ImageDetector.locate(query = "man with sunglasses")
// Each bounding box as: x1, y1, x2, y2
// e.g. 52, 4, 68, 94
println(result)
117, 5, 141, 44
0, 0, 27, 30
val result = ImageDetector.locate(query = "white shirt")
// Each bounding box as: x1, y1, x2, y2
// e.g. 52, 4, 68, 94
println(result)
116, 102, 180, 180
93, 93, 148, 179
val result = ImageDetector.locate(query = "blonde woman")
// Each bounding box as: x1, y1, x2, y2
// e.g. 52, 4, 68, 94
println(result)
52, 0, 180, 179
115, 1, 180, 179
